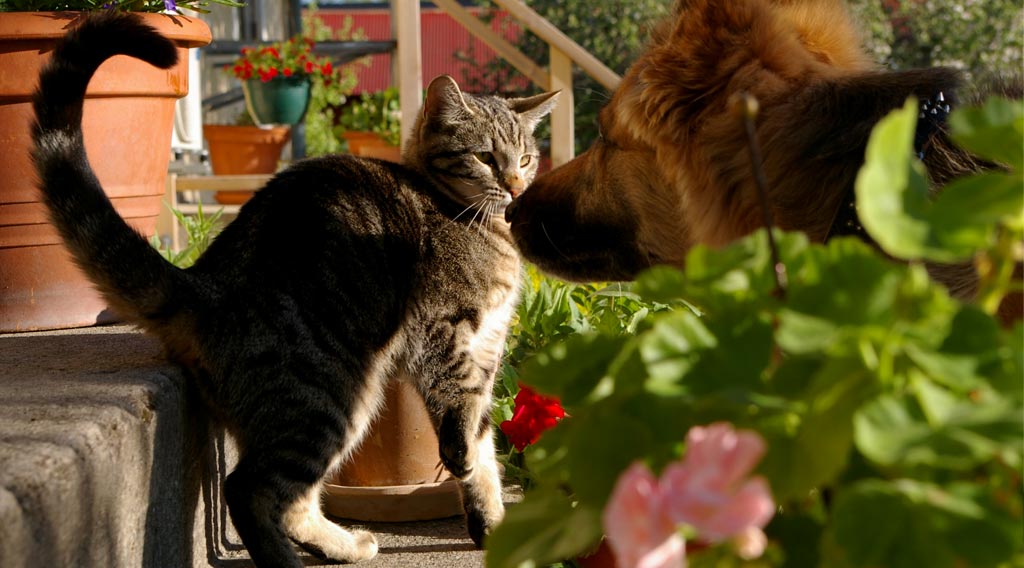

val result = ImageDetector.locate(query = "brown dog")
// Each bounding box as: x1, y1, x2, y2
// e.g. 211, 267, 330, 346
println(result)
506, 0, 1019, 314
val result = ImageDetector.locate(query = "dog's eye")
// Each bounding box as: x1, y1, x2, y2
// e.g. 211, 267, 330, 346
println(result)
474, 152, 496, 167
519, 154, 532, 167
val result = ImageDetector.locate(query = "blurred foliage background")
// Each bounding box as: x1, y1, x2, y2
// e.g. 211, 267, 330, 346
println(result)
459, 0, 1023, 151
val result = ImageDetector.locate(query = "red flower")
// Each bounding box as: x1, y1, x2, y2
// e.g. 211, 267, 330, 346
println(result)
499, 384, 566, 451
227, 35, 341, 82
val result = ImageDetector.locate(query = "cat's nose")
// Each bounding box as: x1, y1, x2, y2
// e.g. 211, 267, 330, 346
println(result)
504, 173, 525, 198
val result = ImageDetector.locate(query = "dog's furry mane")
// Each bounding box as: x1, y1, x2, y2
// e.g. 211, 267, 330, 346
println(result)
506, 0, 1020, 321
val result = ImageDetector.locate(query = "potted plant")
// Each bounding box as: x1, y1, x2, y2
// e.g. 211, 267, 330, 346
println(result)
338, 87, 402, 162
203, 32, 359, 204
227, 35, 342, 126
202, 112, 290, 204
0, 2, 233, 332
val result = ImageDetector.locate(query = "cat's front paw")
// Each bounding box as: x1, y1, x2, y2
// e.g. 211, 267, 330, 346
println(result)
465, 499, 504, 548
439, 436, 475, 478
438, 412, 478, 479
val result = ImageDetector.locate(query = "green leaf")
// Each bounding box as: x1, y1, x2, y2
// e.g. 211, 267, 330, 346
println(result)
634, 265, 688, 304
517, 333, 627, 406
854, 390, 1023, 472
565, 402, 657, 507
688, 307, 774, 394
485, 489, 604, 568
758, 358, 875, 502
855, 98, 950, 261
927, 172, 1024, 253
856, 97, 1024, 262
765, 512, 824, 568
823, 479, 1019, 568
783, 237, 911, 329
948, 96, 1024, 171
639, 311, 716, 394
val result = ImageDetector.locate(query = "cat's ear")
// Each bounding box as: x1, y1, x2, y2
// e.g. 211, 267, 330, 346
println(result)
423, 75, 474, 122
509, 91, 560, 131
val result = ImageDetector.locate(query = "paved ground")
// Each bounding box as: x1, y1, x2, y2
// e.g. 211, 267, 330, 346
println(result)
205, 514, 488, 568
320, 516, 482, 568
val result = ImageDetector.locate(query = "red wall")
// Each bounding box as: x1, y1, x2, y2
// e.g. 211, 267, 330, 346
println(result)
317, 6, 531, 94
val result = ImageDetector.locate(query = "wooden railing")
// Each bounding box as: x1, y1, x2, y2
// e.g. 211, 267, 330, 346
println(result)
389, 0, 622, 167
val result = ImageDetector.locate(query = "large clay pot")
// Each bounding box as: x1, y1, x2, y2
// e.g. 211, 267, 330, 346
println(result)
323, 377, 463, 522
0, 12, 211, 332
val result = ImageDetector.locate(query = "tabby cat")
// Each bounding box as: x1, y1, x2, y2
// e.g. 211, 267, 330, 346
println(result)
31, 13, 557, 567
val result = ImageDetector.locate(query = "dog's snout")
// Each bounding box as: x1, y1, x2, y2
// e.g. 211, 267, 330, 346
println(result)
504, 197, 521, 223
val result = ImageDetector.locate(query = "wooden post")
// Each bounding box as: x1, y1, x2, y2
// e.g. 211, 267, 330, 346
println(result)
392, 0, 423, 154
549, 46, 574, 167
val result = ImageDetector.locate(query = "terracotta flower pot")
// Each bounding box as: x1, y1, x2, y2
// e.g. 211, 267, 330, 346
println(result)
341, 131, 386, 156
323, 377, 462, 522
0, 12, 211, 332
355, 143, 402, 163
203, 124, 290, 204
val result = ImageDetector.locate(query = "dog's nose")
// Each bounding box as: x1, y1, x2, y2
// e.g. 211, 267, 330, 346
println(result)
504, 197, 521, 223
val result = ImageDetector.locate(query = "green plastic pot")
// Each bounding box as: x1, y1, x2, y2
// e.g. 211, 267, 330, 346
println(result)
242, 76, 311, 125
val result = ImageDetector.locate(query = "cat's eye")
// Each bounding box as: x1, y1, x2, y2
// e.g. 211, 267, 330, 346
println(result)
475, 152, 496, 167
519, 155, 532, 168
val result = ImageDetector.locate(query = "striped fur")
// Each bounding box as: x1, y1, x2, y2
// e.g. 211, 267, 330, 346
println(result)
31, 14, 556, 567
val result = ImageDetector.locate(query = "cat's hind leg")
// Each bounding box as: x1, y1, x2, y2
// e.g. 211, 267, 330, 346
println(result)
284, 480, 378, 562
223, 377, 380, 567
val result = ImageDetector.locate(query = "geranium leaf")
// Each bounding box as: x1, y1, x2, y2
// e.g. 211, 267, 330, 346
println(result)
927, 172, 1024, 252
757, 358, 875, 502
855, 98, 953, 261
822, 479, 1018, 568
517, 332, 627, 406
565, 403, 656, 508
639, 311, 717, 394
485, 488, 604, 568
854, 390, 1022, 472
948, 96, 1024, 171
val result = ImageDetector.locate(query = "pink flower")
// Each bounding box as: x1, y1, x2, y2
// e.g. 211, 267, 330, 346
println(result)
732, 526, 769, 560
602, 423, 775, 567
604, 463, 686, 568
661, 423, 775, 545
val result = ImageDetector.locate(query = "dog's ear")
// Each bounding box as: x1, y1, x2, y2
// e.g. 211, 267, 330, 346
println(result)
509, 91, 560, 132
423, 74, 474, 122
790, 67, 963, 162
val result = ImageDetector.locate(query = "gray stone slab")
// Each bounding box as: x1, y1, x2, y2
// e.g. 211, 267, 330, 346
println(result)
0, 325, 495, 568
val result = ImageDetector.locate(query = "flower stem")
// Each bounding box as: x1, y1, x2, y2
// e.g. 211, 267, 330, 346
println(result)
732, 92, 787, 299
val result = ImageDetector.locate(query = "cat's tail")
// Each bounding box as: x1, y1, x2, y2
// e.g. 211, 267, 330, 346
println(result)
31, 13, 197, 332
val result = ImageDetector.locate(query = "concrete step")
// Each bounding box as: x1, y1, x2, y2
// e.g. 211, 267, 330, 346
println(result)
0, 325, 489, 568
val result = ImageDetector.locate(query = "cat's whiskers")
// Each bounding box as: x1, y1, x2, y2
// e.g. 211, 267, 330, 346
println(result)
453, 202, 479, 222
452, 193, 486, 222
468, 198, 487, 229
